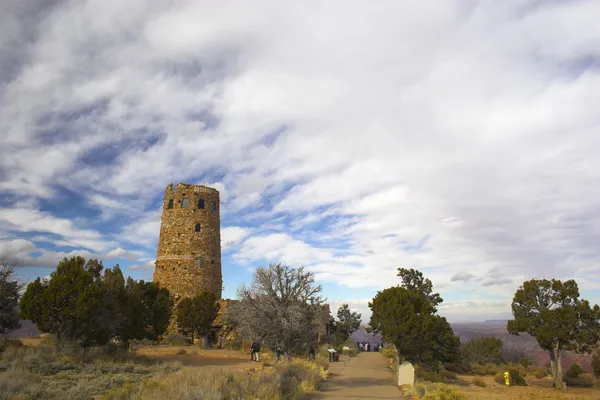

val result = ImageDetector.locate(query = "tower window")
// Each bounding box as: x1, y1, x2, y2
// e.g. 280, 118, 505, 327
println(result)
198, 199, 205, 209
194, 223, 201, 232
181, 198, 190, 208
167, 199, 173, 209
211, 200, 217, 212
200, 259, 204, 267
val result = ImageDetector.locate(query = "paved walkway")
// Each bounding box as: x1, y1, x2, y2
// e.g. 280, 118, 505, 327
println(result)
311, 352, 400, 399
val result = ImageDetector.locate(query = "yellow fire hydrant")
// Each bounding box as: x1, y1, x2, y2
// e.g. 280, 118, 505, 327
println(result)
503, 371, 510, 387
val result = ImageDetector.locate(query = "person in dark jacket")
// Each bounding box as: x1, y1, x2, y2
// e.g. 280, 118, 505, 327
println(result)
308, 345, 316, 360
251, 341, 261, 361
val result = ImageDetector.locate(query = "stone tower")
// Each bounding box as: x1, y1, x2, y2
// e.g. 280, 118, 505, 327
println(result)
154, 183, 222, 301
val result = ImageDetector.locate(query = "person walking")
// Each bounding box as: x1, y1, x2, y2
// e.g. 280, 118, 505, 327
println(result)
252, 341, 261, 362
250, 341, 256, 361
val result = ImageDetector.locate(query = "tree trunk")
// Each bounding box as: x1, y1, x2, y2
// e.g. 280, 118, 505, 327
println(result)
556, 347, 566, 392
548, 349, 557, 387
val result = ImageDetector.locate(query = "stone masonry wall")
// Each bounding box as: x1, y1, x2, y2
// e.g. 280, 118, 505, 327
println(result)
153, 183, 222, 300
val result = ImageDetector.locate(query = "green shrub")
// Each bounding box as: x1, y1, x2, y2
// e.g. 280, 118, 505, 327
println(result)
564, 372, 595, 388
592, 350, 600, 377
414, 364, 425, 380
39, 333, 58, 347
421, 383, 467, 400
527, 365, 549, 379
444, 362, 468, 374
381, 346, 397, 361
565, 363, 584, 378
471, 363, 487, 376
0, 338, 24, 353
164, 333, 187, 346
423, 372, 446, 383
440, 368, 457, 380
471, 377, 486, 387
494, 368, 527, 386
507, 363, 527, 377
519, 358, 533, 368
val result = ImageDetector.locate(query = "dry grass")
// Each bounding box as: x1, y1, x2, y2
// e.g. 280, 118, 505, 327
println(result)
458, 374, 599, 400
0, 340, 180, 400
0, 339, 327, 400
101, 359, 328, 400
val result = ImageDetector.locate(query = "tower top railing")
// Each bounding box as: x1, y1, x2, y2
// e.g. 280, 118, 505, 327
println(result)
166, 182, 219, 195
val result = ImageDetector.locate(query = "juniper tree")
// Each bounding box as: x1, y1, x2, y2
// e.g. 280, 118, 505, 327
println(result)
0, 260, 23, 334
176, 291, 219, 341
333, 304, 361, 345
507, 279, 600, 391
369, 268, 459, 370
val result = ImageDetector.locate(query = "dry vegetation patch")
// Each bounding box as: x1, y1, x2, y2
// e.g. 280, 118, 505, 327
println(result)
0, 338, 328, 400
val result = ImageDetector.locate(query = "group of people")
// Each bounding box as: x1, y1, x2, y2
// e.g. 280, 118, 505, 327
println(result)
357, 341, 382, 352
250, 341, 315, 362
205, 335, 223, 349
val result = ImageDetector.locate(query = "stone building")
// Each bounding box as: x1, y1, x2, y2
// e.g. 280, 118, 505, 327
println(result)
153, 183, 222, 301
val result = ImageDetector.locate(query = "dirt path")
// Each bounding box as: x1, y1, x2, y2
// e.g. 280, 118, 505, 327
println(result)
312, 352, 400, 399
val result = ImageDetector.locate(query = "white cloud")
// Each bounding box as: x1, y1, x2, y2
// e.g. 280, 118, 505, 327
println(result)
129, 259, 156, 271
0, 239, 147, 269
221, 226, 251, 250
0, 208, 113, 251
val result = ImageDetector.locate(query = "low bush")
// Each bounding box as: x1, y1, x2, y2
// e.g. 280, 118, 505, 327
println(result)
444, 362, 468, 374
381, 347, 397, 361
164, 333, 188, 346
39, 333, 58, 347
565, 363, 584, 378
414, 365, 425, 380
470, 363, 487, 376
507, 363, 528, 377
494, 368, 527, 386
175, 348, 187, 355
130, 338, 158, 348
439, 368, 457, 380
471, 377, 486, 387
527, 365, 549, 378
422, 372, 446, 383
0, 338, 24, 353
564, 372, 595, 388
519, 358, 534, 368
408, 383, 466, 400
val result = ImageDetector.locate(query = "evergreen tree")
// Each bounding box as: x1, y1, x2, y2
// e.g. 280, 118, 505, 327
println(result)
333, 304, 361, 345
0, 261, 23, 334
19, 256, 172, 348
507, 279, 600, 391
20, 257, 106, 346
460, 337, 504, 364
176, 291, 219, 341
369, 269, 459, 370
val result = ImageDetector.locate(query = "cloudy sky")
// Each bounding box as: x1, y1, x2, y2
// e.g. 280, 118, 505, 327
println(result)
2, 0, 600, 322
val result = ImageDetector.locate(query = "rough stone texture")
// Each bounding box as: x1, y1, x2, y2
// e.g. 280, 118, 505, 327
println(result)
317, 304, 332, 343
153, 183, 222, 301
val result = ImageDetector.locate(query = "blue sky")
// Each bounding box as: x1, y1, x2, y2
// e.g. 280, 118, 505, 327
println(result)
2, 0, 600, 322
